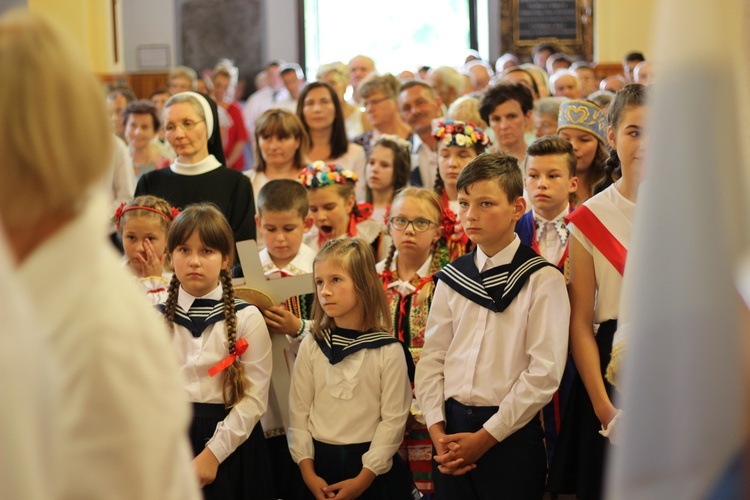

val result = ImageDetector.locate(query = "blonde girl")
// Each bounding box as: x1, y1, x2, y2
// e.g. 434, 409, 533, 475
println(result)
299, 161, 383, 256
288, 238, 414, 500
376, 188, 451, 495
114, 195, 178, 304
548, 84, 648, 499
161, 204, 274, 499
432, 119, 491, 260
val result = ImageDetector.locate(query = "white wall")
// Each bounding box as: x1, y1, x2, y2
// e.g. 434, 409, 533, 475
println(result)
264, 0, 298, 63
122, 0, 176, 72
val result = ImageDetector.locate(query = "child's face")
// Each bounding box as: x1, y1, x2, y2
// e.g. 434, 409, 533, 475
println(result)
438, 143, 477, 195
559, 128, 598, 174
388, 197, 441, 259
366, 145, 395, 192
608, 105, 646, 183
314, 258, 362, 330
121, 216, 167, 268
255, 209, 313, 267
308, 186, 355, 241
488, 99, 531, 150
458, 180, 525, 256
524, 154, 578, 219
171, 230, 229, 297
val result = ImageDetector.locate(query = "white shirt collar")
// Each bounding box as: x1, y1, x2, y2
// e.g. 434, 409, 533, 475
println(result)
177, 283, 223, 311
259, 244, 316, 276
170, 154, 222, 175
475, 234, 521, 272
533, 205, 570, 224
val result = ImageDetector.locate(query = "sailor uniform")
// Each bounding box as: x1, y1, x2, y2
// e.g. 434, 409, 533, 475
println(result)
415, 236, 570, 499
288, 328, 414, 499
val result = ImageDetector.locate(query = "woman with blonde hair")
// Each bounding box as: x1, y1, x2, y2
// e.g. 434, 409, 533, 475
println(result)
0, 9, 198, 499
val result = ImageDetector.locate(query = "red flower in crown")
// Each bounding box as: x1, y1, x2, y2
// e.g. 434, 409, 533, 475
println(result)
170, 206, 181, 220
440, 206, 458, 237
112, 202, 127, 230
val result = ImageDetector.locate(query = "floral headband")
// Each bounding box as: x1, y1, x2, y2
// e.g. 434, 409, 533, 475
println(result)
375, 134, 412, 155
113, 202, 181, 231
298, 160, 357, 189
432, 120, 491, 149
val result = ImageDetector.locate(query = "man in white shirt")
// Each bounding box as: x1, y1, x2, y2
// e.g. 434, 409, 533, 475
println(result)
415, 152, 569, 499
277, 62, 306, 112
398, 80, 442, 188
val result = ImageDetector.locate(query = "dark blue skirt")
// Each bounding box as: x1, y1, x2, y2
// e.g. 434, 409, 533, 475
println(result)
547, 319, 617, 500
307, 439, 416, 500
190, 403, 275, 500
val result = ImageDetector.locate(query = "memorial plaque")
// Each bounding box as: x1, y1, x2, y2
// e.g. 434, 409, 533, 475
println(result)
518, 0, 578, 40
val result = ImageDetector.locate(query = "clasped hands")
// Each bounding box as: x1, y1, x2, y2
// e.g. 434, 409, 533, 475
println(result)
429, 423, 497, 476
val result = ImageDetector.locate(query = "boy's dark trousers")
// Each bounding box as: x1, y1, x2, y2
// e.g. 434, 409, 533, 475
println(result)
433, 398, 547, 500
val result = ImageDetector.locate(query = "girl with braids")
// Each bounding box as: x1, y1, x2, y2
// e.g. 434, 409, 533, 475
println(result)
557, 99, 610, 205
375, 187, 451, 496
288, 238, 415, 499
114, 195, 179, 305
548, 84, 647, 500
161, 204, 274, 499
299, 161, 385, 258
432, 120, 491, 260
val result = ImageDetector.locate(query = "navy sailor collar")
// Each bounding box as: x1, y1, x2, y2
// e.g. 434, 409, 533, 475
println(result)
435, 244, 553, 312
315, 327, 398, 365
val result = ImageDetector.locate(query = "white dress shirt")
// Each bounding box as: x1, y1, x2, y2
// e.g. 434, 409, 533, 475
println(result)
410, 133, 438, 189
415, 236, 570, 443
288, 335, 412, 475
376, 252, 433, 295
172, 284, 272, 463
19, 195, 199, 499
533, 205, 570, 266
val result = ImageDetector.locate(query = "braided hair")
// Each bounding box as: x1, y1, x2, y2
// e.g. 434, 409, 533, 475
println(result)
595, 84, 647, 193
164, 203, 245, 408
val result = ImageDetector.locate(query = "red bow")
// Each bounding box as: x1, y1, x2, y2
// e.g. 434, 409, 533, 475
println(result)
208, 337, 248, 377
347, 202, 374, 237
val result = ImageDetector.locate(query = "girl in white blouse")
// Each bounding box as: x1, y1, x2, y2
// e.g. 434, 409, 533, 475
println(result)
288, 238, 415, 499
161, 204, 274, 499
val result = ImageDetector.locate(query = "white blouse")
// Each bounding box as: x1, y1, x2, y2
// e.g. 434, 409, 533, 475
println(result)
172, 284, 272, 463
287, 334, 411, 475
568, 184, 635, 324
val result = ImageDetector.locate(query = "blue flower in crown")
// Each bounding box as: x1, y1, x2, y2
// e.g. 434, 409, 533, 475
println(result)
557, 99, 608, 144
298, 161, 357, 189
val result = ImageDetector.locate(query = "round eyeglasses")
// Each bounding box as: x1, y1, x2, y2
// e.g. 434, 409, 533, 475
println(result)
389, 216, 437, 232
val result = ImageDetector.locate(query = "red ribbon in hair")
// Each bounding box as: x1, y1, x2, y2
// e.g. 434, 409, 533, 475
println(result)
208, 337, 248, 377
347, 202, 374, 238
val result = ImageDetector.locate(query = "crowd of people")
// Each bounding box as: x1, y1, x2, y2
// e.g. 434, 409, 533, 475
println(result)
3, 7, 655, 500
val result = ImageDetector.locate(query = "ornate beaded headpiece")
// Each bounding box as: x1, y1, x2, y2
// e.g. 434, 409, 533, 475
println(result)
557, 99, 607, 144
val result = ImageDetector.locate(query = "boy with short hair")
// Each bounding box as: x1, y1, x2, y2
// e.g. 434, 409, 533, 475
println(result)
414, 152, 570, 499
517, 135, 579, 273
254, 178, 315, 499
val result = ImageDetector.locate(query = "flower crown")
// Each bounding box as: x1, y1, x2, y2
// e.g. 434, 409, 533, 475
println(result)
375, 134, 412, 154
113, 202, 181, 230
298, 160, 357, 189
432, 120, 491, 149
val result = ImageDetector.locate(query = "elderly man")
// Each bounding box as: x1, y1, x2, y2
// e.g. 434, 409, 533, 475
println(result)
348, 54, 376, 104
549, 70, 583, 99
398, 80, 443, 187
428, 65, 463, 109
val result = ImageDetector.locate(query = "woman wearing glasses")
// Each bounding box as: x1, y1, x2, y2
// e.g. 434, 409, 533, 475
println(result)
352, 74, 413, 159
135, 91, 256, 244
